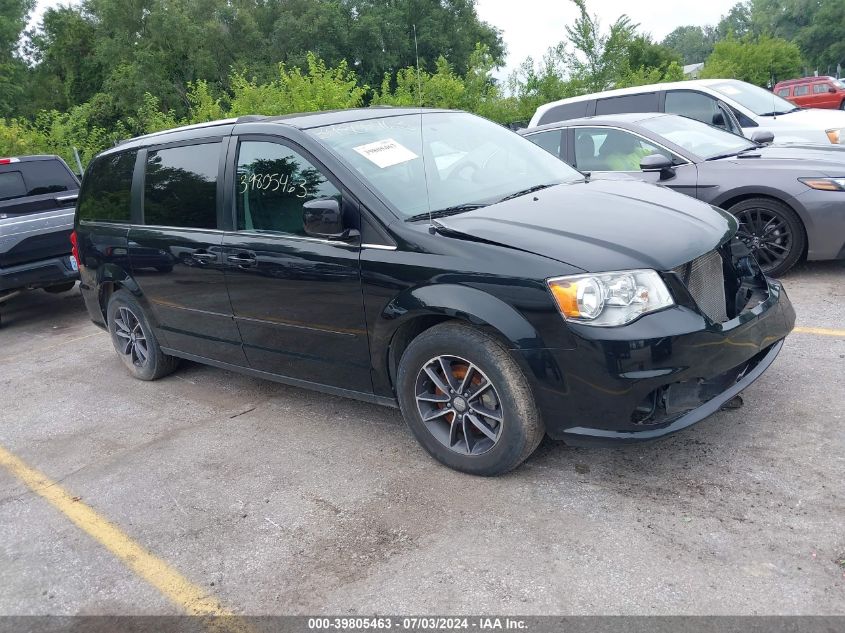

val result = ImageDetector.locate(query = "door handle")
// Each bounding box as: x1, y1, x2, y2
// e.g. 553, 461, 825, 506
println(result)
192, 252, 218, 262
227, 253, 257, 267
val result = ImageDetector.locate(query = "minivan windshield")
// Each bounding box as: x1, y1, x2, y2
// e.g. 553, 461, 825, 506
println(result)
311, 112, 583, 219
640, 115, 756, 160
710, 81, 799, 117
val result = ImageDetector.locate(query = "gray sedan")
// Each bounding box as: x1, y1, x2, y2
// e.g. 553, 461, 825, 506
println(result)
521, 112, 845, 276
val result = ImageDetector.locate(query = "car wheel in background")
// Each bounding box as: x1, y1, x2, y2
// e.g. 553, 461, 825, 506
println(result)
396, 321, 544, 476
727, 197, 805, 277
107, 290, 179, 381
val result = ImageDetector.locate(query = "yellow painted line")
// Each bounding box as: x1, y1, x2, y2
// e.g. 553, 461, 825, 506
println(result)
0, 443, 238, 622
0, 331, 101, 364
794, 326, 845, 337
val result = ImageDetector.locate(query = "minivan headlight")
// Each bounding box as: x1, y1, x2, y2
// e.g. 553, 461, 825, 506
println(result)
547, 270, 674, 327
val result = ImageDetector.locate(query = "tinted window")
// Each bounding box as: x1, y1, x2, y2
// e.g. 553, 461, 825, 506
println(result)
665, 90, 729, 129
0, 159, 77, 202
525, 130, 562, 157
813, 83, 830, 94
236, 141, 340, 236
573, 127, 670, 172
794, 85, 809, 96
537, 101, 590, 125
0, 171, 27, 201
144, 143, 219, 228
595, 93, 658, 115
78, 151, 137, 223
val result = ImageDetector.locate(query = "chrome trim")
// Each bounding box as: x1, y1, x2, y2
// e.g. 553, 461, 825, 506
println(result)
55, 194, 78, 203
361, 243, 397, 251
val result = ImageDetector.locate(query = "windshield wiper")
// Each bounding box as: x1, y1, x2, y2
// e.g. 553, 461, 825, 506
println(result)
706, 146, 759, 161
405, 203, 487, 223
497, 183, 556, 203
759, 107, 801, 116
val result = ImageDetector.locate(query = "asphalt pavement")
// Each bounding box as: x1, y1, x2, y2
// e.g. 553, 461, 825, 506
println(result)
0, 261, 843, 615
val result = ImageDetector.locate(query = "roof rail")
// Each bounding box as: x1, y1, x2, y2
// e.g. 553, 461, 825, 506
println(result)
235, 115, 269, 123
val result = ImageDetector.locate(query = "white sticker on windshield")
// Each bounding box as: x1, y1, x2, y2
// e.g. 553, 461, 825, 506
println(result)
353, 138, 418, 168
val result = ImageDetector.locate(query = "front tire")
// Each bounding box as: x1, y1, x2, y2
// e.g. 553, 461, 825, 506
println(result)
396, 322, 544, 476
727, 197, 805, 277
107, 290, 179, 381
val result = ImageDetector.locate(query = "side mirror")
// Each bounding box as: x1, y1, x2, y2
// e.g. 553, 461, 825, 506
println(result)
640, 153, 675, 180
751, 130, 775, 145
829, 87, 837, 94
303, 198, 350, 240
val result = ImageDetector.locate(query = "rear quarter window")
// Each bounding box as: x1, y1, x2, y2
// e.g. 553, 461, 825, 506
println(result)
595, 93, 659, 115
0, 170, 27, 201
78, 151, 138, 223
537, 101, 591, 125
776, 88, 791, 98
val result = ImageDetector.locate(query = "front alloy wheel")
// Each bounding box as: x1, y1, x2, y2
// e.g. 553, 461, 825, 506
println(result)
396, 322, 544, 475
728, 198, 805, 277
415, 355, 503, 455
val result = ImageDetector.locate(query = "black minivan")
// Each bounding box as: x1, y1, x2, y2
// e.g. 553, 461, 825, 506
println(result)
74, 108, 795, 475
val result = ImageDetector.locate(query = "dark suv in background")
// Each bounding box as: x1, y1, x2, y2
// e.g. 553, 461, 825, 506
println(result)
1, 155, 80, 310
74, 109, 794, 475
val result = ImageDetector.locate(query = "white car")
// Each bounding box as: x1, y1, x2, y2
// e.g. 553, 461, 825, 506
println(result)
529, 79, 845, 145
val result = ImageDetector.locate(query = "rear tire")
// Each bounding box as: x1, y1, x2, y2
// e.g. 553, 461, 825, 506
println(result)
107, 290, 179, 381
396, 322, 544, 476
726, 197, 805, 277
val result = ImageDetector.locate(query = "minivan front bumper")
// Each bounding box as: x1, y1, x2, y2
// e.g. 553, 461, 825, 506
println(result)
517, 278, 795, 445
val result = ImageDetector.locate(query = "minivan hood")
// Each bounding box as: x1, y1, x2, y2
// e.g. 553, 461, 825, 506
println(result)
437, 180, 736, 272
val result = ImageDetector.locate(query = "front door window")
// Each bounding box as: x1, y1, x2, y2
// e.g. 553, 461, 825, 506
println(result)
236, 141, 341, 236
573, 127, 670, 172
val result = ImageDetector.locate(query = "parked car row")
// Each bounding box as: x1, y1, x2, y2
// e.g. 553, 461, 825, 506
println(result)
72, 106, 798, 475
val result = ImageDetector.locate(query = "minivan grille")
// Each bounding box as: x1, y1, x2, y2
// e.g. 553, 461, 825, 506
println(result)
673, 250, 728, 323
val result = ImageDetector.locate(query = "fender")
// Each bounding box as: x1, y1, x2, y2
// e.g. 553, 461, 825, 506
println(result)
369, 282, 577, 398
710, 185, 811, 231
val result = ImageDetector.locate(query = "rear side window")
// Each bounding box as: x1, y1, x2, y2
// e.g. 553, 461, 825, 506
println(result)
144, 143, 219, 229
0, 159, 77, 202
78, 151, 137, 223
813, 83, 830, 94
794, 85, 809, 96
776, 88, 790, 97
0, 171, 27, 201
537, 101, 590, 125
595, 93, 659, 115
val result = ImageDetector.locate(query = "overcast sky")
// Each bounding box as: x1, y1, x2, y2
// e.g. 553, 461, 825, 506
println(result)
32, 0, 738, 74
475, 0, 738, 74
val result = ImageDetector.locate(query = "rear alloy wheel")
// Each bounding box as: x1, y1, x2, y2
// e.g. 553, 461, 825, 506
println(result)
107, 290, 179, 381
397, 322, 544, 476
728, 198, 805, 277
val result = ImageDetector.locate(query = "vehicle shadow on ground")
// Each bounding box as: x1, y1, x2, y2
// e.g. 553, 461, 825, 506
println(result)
0, 283, 84, 332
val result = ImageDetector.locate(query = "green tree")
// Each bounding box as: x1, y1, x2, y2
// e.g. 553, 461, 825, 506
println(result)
700, 34, 803, 87
661, 25, 717, 64
0, 0, 35, 117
